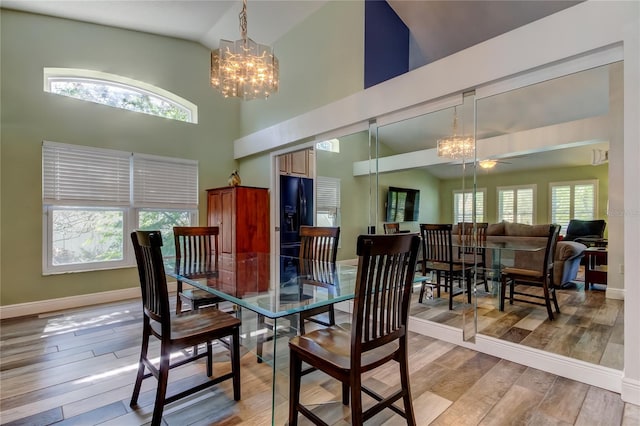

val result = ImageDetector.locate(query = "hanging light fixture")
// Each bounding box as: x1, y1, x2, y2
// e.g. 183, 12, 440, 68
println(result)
437, 106, 475, 159
210, 0, 279, 100
478, 159, 498, 169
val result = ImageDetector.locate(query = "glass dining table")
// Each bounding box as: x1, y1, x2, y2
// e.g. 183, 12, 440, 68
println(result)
165, 252, 430, 425
165, 253, 358, 425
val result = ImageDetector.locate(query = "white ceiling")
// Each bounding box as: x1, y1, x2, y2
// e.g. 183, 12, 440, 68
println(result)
2, 0, 605, 179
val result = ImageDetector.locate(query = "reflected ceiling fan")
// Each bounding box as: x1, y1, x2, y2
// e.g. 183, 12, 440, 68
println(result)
477, 158, 512, 170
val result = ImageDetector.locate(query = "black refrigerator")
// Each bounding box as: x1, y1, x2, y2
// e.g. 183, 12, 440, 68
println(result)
280, 175, 314, 284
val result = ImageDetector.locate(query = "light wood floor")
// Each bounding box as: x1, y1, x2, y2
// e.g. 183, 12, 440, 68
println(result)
1, 297, 638, 426
410, 271, 624, 370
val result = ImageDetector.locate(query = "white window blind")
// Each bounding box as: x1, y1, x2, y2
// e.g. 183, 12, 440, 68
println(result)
498, 185, 535, 224
453, 189, 485, 223
42, 141, 131, 206
316, 176, 341, 211
550, 180, 597, 233
133, 154, 198, 209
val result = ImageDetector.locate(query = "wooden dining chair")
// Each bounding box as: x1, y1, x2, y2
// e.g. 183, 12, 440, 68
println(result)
257, 226, 340, 362
130, 231, 241, 426
288, 233, 420, 426
500, 224, 561, 320
383, 222, 400, 234
457, 222, 489, 292
419, 223, 472, 310
173, 226, 223, 314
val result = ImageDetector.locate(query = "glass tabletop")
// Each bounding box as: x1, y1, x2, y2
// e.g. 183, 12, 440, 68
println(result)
164, 253, 359, 319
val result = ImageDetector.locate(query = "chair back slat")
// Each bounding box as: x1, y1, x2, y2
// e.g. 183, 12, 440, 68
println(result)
545, 224, 561, 276
351, 234, 420, 354
174, 226, 219, 276
299, 226, 340, 263
131, 231, 170, 325
420, 223, 454, 263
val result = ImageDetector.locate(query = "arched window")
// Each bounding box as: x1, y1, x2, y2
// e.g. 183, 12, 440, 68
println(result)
44, 68, 198, 123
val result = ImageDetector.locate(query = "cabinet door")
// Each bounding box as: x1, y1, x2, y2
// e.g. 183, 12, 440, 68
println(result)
220, 189, 235, 254
289, 149, 309, 176
208, 189, 235, 254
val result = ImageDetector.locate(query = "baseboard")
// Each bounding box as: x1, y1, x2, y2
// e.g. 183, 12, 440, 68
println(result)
606, 287, 625, 300
0, 282, 178, 319
622, 377, 640, 405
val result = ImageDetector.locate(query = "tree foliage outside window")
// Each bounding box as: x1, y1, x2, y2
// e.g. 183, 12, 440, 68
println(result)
50, 79, 190, 122
52, 210, 124, 265
138, 210, 192, 257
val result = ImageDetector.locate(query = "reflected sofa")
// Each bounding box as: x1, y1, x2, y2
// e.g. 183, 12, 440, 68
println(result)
483, 222, 587, 287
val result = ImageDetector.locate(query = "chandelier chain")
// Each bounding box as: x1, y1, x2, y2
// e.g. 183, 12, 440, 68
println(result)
239, 0, 248, 42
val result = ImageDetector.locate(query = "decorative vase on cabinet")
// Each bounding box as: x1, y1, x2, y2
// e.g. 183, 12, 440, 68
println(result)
206, 186, 270, 296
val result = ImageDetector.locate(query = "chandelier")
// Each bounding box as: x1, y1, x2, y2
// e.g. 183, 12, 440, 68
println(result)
437, 107, 475, 159
210, 0, 279, 100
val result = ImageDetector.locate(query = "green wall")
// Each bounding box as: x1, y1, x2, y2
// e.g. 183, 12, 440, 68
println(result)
0, 10, 240, 305
239, 0, 365, 136
439, 164, 609, 226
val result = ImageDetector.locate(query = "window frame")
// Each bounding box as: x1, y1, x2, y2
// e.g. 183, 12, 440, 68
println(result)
43, 68, 198, 123
453, 188, 486, 223
42, 142, 198, 274
497, 184, 537, 224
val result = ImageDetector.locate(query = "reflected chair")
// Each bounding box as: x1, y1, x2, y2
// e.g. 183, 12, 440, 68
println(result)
419, 223, 472, 310
257, 226, 340, 362
173, 226, 223, 314
457, 222, 489, 292
500, 224, 561, 320
384, 222, 400, 234
130, 231, 241, 426
288, 233, 420, 426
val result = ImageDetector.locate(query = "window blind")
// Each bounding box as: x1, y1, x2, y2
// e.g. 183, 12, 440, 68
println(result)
133, 154, 198, 209
316, 176, 340, 211
454, 190, 485, 223
42, 141, 131, 206
498, 186, 534, 224
551, 181, 596, 233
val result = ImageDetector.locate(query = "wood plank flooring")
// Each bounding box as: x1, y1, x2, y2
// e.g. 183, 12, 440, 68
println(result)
410, 270, 624, 370
1, 297, 638, 425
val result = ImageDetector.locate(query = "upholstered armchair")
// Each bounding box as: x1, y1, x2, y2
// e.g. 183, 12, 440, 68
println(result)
564, 219, 606, 245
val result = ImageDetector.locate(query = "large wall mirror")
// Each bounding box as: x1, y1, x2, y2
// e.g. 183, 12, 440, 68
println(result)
247, 56, 623, 380
361, 61, 621, 371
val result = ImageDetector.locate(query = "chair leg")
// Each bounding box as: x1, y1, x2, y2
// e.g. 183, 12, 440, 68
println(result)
342, 382, 349, 406
288, 351, 302, 426
231, 328, 241, 401
206, 340, 213, 377
418, 281, 426, 303
499, 276, 507, 311
176, 280, 183, 314
542, 280, 555, 320
151, 345, 171, 426
399, 342, 416, 426
130, 322, 150, 407
350, 374, 363, 425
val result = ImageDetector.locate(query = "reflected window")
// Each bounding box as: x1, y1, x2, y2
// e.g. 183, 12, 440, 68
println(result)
316, 176, 341, 229
315, 139, 340, 153
550, 180, 598, 234
498, 185, 536, 224
453, 189, 486, 223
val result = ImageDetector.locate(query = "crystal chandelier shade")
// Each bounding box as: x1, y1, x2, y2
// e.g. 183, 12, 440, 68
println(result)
437, 107, 475, 159
210, 0, 279, 100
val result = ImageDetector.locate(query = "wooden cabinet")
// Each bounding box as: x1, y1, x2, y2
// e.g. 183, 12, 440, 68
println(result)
278, 148, 314, 177
207, 186, 270, 296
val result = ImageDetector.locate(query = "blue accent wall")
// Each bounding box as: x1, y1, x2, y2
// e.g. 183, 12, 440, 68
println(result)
364, 0, 410, 88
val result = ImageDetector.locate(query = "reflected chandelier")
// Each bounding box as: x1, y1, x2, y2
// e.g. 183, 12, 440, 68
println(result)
210, 0, 279, 100
437, 107, 475, 159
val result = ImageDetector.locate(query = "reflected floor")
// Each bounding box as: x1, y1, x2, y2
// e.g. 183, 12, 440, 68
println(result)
410, 274, 624, 370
